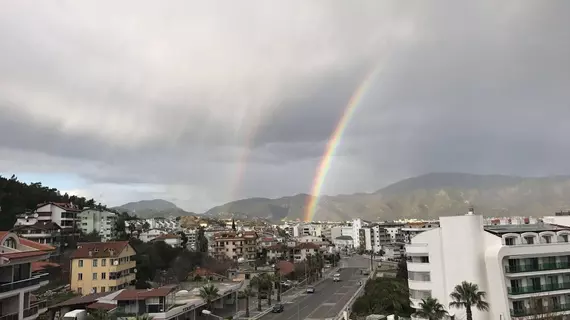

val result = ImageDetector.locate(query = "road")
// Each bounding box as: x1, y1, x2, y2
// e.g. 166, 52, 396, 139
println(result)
260, 257, 369, 320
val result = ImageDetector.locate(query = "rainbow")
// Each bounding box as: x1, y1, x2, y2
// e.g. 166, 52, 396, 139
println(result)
303, 66, 382, 222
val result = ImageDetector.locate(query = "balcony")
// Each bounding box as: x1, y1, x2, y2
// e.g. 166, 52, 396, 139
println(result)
0, 313, 18, 320
511, 303, 570, 317
505, 262, 570, 273
0, 273, 48, 293
508, 282, 570, 295
23, 300, 47, 318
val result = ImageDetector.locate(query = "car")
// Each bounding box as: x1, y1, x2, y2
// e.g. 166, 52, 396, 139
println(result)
272, 304, 284, 313
333, 273, 341, 282
306, 286, 315, 293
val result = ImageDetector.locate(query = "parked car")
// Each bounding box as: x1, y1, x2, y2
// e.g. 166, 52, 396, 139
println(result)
306, 286, 315, 293
333, 273, 341, 282
272, 304, 284, 313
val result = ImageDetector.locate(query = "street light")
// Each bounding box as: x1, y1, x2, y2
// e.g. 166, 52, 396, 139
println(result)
202, 309, 224, 320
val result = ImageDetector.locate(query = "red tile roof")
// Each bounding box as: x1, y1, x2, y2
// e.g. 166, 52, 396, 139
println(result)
153, 234, 179, 240
12, 221, 61, 231
296, 243, 319, 250
71, 241, 130, 259
275, 261, 294, 276
37, 202, 81, 212
2, 251, 50, 260
114, 286, 177, 301
86, 302, 117, 311
20, 238, 56, 251
32, 261, 60, 272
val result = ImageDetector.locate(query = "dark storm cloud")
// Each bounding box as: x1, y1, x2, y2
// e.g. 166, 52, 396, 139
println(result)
1, 0, 569, 210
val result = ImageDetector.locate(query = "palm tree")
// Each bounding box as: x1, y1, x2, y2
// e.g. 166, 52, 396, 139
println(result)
199, 284, 221, 311
314, 252, 324, 279
240, 286, 255, 317
251, 274, 268, 311
449, 281, 489, 320
416, 297, 448, 320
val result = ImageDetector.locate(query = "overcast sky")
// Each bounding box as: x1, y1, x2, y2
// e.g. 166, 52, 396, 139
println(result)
1, 1, 569, 212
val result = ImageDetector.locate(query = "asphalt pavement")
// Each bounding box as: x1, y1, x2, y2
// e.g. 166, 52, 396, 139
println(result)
258, 265, 367, 320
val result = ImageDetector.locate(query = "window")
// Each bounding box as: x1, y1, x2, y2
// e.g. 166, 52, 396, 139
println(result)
77, 287, 82, 294
505, 237, 516, 246
79, 260, 84, 267
92, 287, 97, 293
543, 235, 552, 244
420, 256, 430, 263
92, 273, 97, 280
93, 259, 98, 267
78, 273, 83, 281
562, 235, 569, 243
101, 272, 106, 280
525, 236, 535, 244
101, 259, 106, 266
101, 287, 106, 293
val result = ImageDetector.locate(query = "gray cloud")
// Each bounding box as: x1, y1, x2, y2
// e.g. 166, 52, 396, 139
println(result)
1, 0, 570, 211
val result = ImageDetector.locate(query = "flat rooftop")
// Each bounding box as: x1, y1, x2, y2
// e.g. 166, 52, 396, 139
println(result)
484, 223, 570, 236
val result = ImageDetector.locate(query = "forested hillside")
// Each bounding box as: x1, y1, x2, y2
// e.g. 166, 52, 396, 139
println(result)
0, 175, 96, 229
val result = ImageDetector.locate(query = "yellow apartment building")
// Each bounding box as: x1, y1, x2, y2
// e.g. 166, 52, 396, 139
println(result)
70, 241, 136, 295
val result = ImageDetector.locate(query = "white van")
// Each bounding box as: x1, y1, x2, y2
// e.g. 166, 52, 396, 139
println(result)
63, 310, 87, 320
333, 273, 341, 282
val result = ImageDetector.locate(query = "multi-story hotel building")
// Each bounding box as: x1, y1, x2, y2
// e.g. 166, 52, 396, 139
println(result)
70, 241, 136, 295
0, 231, 54, 320
78, 209, 116, 242
212, 231, 258, 261
406, 208, 570, 320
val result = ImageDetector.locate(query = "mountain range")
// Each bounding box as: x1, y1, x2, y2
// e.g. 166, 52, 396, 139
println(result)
113, 199, 194, 218
203, 173, 570, 221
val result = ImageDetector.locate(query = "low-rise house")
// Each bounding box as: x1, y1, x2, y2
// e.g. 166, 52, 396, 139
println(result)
11, 221, 62, 249
151, 234, 181, 247
139, 229, 168, 243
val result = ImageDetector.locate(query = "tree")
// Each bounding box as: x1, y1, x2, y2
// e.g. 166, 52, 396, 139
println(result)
416, 297, 448, 320
142, 221, 150, 232
449, 281, 489, 320
87, 309, 116, 320
231, 219, 236, 231
178, 231, 189, 248
197, 227, 209, 253
134, 315, 154, 320
240, 286, 255, 317
397, 259, 408, 280
199, 284, 221, 310
352, 278, 412, 316
251, 274, 271, 310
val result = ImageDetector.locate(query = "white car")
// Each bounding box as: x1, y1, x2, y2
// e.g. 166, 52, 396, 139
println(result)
306, 286, 315, 293
333, 273, 341, 282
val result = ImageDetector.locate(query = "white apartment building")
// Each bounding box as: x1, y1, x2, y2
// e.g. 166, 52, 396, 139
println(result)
78, 209, 116, 242
406, 208, 570, 320
14, 203, 81, 241
0, 231, 53, 320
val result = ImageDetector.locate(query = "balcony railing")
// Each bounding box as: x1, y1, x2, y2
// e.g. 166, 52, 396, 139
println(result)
0, 313, 18, 320
505, 262, 570, 273
0, 273, 49, 293
508, 282, 570, 295
511, 303, 570, 317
